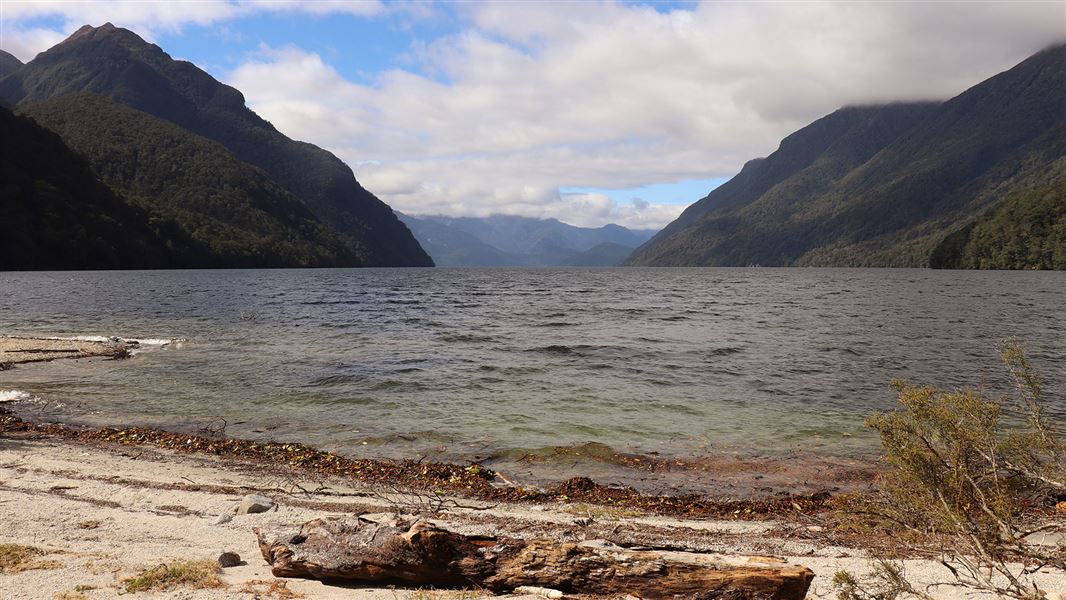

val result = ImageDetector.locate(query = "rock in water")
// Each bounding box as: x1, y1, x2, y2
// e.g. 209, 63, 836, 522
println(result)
238, 494, 275, 514
255, 516, 814, 599
217, 551, 241, 568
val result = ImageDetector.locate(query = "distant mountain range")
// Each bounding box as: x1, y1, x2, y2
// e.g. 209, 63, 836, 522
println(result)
626, 44, 1066, 269
1, 23, 431, 269
397, 213, 657, 266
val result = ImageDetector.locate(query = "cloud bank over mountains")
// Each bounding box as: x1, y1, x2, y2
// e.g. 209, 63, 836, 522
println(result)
3, 1, 1063, 228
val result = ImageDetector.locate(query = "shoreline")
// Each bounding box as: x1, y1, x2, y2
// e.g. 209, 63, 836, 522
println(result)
0, 406, 847, 520
4, 414, 1064, 599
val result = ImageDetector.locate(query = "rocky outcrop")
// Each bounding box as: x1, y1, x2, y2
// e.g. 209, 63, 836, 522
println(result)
255, 516, 815, 599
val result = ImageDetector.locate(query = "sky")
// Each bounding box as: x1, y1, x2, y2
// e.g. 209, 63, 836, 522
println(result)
2, 1, 1064, 229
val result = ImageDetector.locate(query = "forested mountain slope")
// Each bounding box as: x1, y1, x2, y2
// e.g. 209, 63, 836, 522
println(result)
0, 23, 431, 266
626, 44, 1066, 268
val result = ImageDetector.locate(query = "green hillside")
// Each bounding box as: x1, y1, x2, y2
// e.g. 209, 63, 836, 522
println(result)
21, 93, 365, 268
0, 23, 431, 267
931, 166, 1066, 269
626, 45, 1066, 268
0, 105, 175, 270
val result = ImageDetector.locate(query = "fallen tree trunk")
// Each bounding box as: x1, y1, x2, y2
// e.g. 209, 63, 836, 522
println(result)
255, 516, 814, 599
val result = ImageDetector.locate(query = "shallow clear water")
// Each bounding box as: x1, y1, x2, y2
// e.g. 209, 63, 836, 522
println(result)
1, 267, 1064, 469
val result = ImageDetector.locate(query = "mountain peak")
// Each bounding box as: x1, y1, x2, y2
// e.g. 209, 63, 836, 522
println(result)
59, 22, 152, 51
0, 23, 432, 267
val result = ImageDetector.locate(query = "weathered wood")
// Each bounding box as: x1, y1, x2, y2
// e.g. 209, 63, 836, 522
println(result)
255, 516, 814, 599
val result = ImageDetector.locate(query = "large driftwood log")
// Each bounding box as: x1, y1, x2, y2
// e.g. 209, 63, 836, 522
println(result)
255, 516, 814, 599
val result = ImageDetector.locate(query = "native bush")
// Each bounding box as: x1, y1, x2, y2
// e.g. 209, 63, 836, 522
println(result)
835, 339, 1064, 599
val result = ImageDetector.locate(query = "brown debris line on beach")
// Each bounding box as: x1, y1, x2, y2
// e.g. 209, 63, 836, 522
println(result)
0, 410, 843, 520
0, 336, 132, 368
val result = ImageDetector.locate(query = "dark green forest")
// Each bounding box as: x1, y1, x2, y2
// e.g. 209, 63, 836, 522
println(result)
931, 176, 1066, 269
20, 94, 366, 268
0, 105, 177, 269
0, 23, 431, 267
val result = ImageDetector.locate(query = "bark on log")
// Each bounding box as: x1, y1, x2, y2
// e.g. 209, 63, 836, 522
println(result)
255, 516, 814, 599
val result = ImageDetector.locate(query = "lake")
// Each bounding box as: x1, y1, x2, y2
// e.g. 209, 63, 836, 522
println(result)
2, 267, 1064, 493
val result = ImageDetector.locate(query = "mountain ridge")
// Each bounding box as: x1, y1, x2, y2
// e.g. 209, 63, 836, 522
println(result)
398, 213, 657, 266
625, 44, 1066, 268
0, 23, 432, 267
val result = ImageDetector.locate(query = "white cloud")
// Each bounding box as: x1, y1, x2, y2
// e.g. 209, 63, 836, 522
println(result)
2, 1, 1063, 228
0, 24, 67, 62
0, 0, 384, 61
1, 1, 242, 58
224, 1, 1063, 228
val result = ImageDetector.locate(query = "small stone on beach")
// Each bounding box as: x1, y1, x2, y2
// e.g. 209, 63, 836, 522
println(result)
217, 551, 241, 568
238, 493, 275, 514
213, 512, 233, 525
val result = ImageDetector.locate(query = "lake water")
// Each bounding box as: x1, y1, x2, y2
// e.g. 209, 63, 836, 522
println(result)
1, 268, 1064, 492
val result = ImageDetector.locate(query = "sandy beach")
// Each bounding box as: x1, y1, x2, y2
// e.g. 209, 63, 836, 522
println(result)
1, 429, 1062, 599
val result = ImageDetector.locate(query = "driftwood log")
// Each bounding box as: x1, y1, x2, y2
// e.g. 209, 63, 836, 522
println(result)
255, 516, 814, 599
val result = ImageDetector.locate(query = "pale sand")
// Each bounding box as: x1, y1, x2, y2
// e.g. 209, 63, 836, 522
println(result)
1, 436, 1063, 599
0, 337, 130, 367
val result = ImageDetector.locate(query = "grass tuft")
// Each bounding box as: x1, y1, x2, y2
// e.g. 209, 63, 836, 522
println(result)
561, 502, 644, 520
0, 543, 62, 574
123, 559, 225, 592
240, 579, 305, 599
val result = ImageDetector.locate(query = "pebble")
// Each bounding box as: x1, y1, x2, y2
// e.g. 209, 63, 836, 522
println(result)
213, 512, 233, 525
217, 551, 241, 568
238, 493, 275, 514
514, 586, 564, 599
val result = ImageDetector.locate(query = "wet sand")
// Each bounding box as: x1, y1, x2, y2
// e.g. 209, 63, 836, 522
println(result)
0, 337, 132, 368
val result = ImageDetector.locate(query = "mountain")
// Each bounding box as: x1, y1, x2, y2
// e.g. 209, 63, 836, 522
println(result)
397, 213, 519, 266
0, 105, 175, 270
21, 93, 363, 268
0, 23, 431, 267
0, 50, 21, 79
930, 175, 1066, 269
398, 213, 658, 266
566, 242, 640, 267
625, 44, 1066, 268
